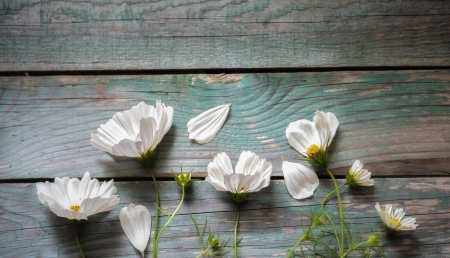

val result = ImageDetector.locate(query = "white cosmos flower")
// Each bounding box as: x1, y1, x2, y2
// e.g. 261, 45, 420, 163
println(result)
286, 110, 339, 166
282, 161, 319, 199
120, 204, 151, 257
90, 100, 173, 164
187, 104, 230, 144
206, 151, 272, 203
36, 172, 120, 220
375, 202, 418, 231
346, 160, 374, 186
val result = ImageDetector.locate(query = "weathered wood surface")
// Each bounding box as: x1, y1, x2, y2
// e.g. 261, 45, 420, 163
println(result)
1, 0, 450, 71
0, 178, 449, 257
1, 71, 449, 179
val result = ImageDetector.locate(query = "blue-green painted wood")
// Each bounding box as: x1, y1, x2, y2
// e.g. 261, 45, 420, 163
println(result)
0, 0, 449, 71
0, 178, 448, 257
1, 71, 449, 179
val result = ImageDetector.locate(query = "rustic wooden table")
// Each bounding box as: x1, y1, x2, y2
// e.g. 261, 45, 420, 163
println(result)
1, 1, 450, 257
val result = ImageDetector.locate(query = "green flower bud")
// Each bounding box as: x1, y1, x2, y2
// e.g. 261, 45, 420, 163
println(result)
209, 236, 220, 247
173, 167, 194, 188
312, 213, 325, 226
367, 233, 380, 246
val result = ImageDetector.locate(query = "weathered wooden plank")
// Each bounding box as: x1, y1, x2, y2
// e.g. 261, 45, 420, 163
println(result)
1, 0, 449, 71
0, 178, 449, 257
1, 71, 449, 179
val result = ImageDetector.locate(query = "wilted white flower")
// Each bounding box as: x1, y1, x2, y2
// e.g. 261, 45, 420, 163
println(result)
36, 172, 120, 220
90, 100, 173, 165
375, 202, 418, 231
120, 204, 151, 257
206, 151, 272, 203
187, 104, 230, 144
282, 161, 319, 199
286, 110, 339, 167
346, 160, 374, 186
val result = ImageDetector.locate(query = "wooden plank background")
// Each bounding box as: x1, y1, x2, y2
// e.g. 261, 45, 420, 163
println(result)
1, 71, 449, 179
1, 0, 450, 257
1, 179, 449, 257
1, 0, 450, 71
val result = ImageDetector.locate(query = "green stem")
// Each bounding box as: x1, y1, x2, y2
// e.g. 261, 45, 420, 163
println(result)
286, 225, 314, 258
321, 183, 347, 254
155, 184, 186, 244
325, 167, 345, 256
74, 221, 85, 258
340, 242, 366, 258
149, 167, 160, 258
234, 205, 241, 258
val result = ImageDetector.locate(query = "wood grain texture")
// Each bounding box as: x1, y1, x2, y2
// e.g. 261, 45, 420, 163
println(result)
1, 0, 450, 71
0, 178, 449, 257
1, 71, 450, 179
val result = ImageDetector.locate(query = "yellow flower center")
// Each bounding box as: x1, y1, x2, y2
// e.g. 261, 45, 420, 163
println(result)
240, 185, 245, 191
306, 144, 321, 158
389, 217, 402, 228
70, 205, 80, 213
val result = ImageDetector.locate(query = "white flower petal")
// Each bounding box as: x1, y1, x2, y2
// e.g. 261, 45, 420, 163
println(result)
286, 120, 320, 156
187, 104, 230, 144
91, 100, 173, 158
112, 138, 143, 157
206, 152, 233, 191
120, 204, 151, 257
138, 117, 157, 152
223, 173, 246, 192
36, 172, 120, 220
282, 161, 319, 199
313, 110, 339, 148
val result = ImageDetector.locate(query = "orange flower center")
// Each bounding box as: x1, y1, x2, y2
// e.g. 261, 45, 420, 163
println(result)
306, 144, 321, 158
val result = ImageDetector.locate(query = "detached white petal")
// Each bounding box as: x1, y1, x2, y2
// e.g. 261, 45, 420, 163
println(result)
375, 202, 418, 231
282, 161, 319, 199
36, 172, 120, 220
120, 204, 151, 257
206, 151, 272, 193
347, 160, 374, 186
91, 100, 173, 158
187, 104, 230, 144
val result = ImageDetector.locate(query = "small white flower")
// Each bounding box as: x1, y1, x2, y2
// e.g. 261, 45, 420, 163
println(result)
206, 151, 272, 203
120, 204, 151, 257
375, 202, 418, 231
90, 100, 173, 164
36, 172, 120, 220
286, 110, 339, 166
282, 161, 319, 199
346, 160, 374, 186
187, 104, 230, 144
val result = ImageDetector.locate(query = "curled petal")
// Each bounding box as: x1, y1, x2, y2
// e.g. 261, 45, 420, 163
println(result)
187, 104, 230, 144
120, 204, 151, 257
282, 162, 319, 199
